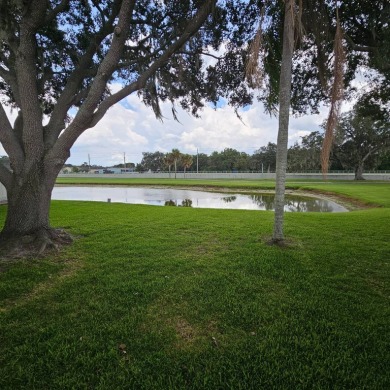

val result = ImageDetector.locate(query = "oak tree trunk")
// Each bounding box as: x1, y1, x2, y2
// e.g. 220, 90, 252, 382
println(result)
2, 171, 53, 237
0, 160, 72, 256
354, 162, 365, 180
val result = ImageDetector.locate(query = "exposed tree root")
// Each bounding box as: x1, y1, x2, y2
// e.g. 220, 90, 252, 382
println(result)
0, 228, 74, 260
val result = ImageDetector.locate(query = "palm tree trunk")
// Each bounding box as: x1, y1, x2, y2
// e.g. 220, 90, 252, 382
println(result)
272, 0, 295, 243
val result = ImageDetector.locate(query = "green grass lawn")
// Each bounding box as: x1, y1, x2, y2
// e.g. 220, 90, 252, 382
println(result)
1, 180, 389, 389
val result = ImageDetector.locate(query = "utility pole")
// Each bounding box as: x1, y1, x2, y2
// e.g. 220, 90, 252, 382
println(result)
88, 154, 91, 170
123, 152, 126, 170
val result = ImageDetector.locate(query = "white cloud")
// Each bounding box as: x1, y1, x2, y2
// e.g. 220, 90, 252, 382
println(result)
1, 89, 331, 165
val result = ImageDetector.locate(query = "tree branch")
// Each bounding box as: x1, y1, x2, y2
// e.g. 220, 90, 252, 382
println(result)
47, 0, 137, 158
344, 33, 377, 53
91, 0, 106, 25
179, 50, 223, 60
51, 0, 217, 158
14, 0, 50, 162
45, 0, 70, 24
44, 0, 123, 147
88, 0, 217, 127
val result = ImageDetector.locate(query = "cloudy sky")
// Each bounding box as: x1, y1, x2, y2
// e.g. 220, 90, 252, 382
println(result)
63, 90, 330, 166
1, 84, 350, 167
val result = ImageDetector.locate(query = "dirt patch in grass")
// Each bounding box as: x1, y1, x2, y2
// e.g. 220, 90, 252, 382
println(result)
195, 237, 226, 256
174, 317, 197, 342
171, 317, 224, 350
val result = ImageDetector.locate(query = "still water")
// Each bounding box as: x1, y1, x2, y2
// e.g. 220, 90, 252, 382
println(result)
52, 186, 348, 212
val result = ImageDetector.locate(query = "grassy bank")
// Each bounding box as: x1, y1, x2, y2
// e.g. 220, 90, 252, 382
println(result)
1, 181, 389, 389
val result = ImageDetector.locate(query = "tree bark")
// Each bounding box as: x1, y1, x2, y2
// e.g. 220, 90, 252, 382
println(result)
0, 158, 71, 256
2, 176, 52, 237
354, 162, 365, 180
272, 0, 295, 243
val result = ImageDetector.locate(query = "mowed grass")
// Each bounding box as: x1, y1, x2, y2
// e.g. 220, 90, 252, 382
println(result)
0, 180, 389, 389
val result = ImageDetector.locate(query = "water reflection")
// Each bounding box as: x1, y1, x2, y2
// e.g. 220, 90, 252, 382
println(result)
52, 186, 348, 212
164, 199, 193, 207
181, 199, 193, 207
249, 194, 337, 212
285, 198, 335, 213
222, 196, 237, 203
249, 195, 274, 211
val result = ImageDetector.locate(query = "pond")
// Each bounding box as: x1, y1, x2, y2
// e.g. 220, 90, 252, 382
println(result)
52, 186, 348, 212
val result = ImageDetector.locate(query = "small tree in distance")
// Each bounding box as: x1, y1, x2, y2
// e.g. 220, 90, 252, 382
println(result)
181, 154, 194, 178
335, 105, 390, 180
164, 153, 175, 179
171, 149, 182, 179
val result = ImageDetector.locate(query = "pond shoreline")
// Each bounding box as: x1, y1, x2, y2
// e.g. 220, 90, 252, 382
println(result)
154, 185, 366, 211
54, 183, 364, 211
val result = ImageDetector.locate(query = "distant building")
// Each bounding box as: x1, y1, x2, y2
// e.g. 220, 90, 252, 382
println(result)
89, 167, 136, 174
90, 168, 105, 174
108, 167, 136, 174
61, 167, 73, 174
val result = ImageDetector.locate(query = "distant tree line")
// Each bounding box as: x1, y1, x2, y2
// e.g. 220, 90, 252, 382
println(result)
135, 144, 278, 174
136, 138, 390, 176
2, 106, 388, 179
136, 105, 390, 179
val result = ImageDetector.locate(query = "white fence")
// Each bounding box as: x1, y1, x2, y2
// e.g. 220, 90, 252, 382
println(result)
58, 172, 390, 181
0, 182, 6, 203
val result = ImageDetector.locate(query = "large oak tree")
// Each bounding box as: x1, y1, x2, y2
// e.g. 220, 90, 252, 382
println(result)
0, 0, 259, 254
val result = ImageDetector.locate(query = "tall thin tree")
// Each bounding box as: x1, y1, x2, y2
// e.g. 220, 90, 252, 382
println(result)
272, 0, 296, 243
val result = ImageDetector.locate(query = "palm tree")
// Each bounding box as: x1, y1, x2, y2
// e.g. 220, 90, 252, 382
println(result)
272, 1, 344, 243
272, 0, 296, 244
246, 1, 344, 244
164, 153, 174, 178
171, 149, 181, 179
181, 154, 193, 178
